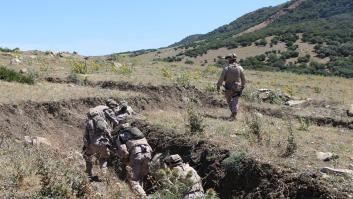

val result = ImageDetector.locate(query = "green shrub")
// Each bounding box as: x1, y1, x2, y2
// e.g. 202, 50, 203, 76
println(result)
0, 66, 36, 84
298, 54, 311, 63
222, 151, 246, 175
244, 112, 263, 143
118, 64, 134, 75
90, 60, 102, 72
184, 59, 194, 65
215, 58, 228, 68
0, 47, 19, 53
186, 106, 205, 134
281, 120, 297, 157
298, 117, 310, 131
255, 38, 267, 46
70, 59, 87, 74
205, 83, 216, 92
163, 56, 182, 62
176, 72, 191, 87
150, 168, 218, 199
313, 86, 321, 94
161, 67, 172, 80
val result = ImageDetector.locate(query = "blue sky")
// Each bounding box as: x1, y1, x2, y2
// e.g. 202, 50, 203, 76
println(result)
1, 0, 288, 55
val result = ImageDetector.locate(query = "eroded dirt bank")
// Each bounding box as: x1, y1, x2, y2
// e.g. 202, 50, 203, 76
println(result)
0, 96, 348, 198
45, 78, 353, 129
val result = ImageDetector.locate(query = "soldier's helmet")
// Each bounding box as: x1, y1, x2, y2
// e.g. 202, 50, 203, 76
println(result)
164, 154, 183, 167
106, 99, 119, 108
224, 53, 237, 61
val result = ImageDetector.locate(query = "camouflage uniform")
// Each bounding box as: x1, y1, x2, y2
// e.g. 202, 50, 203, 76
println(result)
115, 127, 152, 198
83, 108, 112, 177
217, 54, 246, 120
164, 155, 204, 199
104, 99, 135, 130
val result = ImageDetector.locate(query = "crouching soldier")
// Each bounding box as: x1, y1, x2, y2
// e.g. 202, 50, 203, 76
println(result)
104, 99, 135, 129
164, 154, 204, 199
114, 126, 152, 198
83, 108, 112, 178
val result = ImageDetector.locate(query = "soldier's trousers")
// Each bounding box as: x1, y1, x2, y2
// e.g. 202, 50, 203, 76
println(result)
128, 145, 152, 198
225, 90, 239, 114
83, 144, 110, 176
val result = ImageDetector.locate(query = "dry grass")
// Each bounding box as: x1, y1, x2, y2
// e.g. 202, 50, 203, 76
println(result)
0, 81, 143, 104
0, 140, 132, 198
143, 106, 353, 174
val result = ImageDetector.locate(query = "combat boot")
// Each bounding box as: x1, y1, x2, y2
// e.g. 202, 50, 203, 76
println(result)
229, 112, 237, 121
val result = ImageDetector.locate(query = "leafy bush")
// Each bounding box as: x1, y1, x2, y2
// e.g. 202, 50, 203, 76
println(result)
0, 47, 20, 53
184, 59, 194, 65
222, 151, 246, 175
151, 168, 218, 199
176, 72, 191, 87
205, 83, 217, 92
70, 59, 87, 74
297, 54, 311, 63
281, 120, 297, 158
244, 112, 263, 143
0, 66, 36, 84
163, 56, 182, 62
118, 65, 134, 75
215, 58, 228, 68
298, 117, 310, 131
255, 38, 267, 46
161, 67, 172, 80
186, 106, 205, 134
90, 60, 102, 72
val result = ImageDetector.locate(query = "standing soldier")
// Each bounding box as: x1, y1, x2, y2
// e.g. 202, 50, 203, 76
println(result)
164, 154, 204, 199
114, 126, 152, 198
83, 108, 112, 178
217, 53, 246, 121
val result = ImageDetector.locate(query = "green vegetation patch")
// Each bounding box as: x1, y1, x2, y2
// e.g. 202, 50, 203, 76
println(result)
0, 66, 36, 84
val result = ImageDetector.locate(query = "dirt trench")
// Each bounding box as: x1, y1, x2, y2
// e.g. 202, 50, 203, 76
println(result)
45, 77, 353, 129
0, 95, 348, 198
133, 120, 346, 199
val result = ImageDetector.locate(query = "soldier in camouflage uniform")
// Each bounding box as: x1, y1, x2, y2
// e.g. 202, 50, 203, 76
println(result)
83, 108, 113, 178
114, 127, 152, 198
164, 154, 204, 199
217, 53, 246, 121
104, 99, 135, 130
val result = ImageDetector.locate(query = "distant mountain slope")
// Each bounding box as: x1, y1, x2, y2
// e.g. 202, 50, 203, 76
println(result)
168, 0, 353, 77
170, 2, 289, 47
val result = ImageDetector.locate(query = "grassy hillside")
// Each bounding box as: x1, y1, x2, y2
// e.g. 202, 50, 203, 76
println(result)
170, 0, 353, 78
